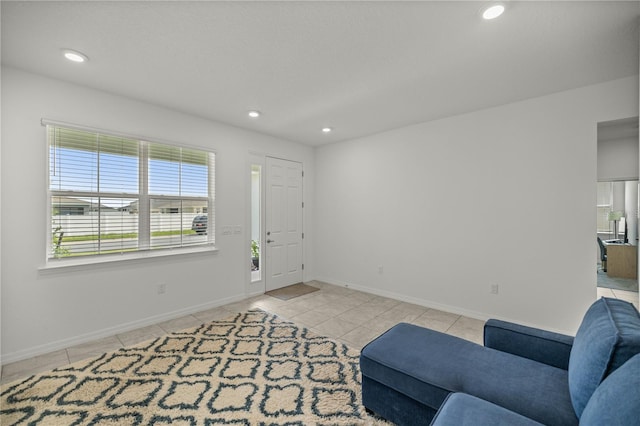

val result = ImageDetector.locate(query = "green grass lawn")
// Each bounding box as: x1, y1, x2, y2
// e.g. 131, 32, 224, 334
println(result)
61, 229, 197, 242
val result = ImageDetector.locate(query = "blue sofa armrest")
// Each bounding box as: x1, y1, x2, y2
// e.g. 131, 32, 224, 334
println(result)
484, 319, 574, 370
430, 393, 544, 426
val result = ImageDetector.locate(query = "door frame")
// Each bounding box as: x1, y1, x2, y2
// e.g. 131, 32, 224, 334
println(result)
246, 152, 304, 295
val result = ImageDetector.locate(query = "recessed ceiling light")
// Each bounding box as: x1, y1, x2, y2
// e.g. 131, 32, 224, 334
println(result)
248, 110, 261, 118
62, 49, 88, 63
482, 4, 505, 20
321, 127, 332, 133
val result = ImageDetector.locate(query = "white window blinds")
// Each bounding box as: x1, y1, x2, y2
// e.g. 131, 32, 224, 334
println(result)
596, 181, 613, 234
47, 124, 215, 260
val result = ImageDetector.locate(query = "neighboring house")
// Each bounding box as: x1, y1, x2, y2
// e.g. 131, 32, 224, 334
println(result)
51, 197, 93, 216
122, 200, 207, 214
52, 198, 207, 217
52, 197, 116, 215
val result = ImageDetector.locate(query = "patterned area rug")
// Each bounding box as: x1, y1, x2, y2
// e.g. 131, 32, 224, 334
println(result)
1, 310, 388, 425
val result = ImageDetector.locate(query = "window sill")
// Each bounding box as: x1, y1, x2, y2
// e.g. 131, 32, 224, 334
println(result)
39, 245, 218, 273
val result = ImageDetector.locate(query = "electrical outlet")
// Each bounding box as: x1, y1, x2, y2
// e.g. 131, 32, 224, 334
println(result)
157, 283, 167, 295
490, 284, 499, 294
378, 265, 384, 274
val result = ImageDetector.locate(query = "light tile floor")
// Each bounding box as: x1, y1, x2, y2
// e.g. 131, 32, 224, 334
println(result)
596, 286, 639, 309
1, 281, 637, 385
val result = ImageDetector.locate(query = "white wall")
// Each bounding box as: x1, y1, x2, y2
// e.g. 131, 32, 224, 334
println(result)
0, 67, 315, 362
2, 67, 637, 361
0, 64, 3, 371
612, 181, 627, 213
598, 136, 639, 181
314, 76, 638, 334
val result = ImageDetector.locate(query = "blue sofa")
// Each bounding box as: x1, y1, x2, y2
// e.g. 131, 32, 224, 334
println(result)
360, 297, 640, 425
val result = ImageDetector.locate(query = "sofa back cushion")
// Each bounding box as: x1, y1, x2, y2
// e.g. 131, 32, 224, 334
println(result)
568, 298, 640, 418
580, 353, 640, 425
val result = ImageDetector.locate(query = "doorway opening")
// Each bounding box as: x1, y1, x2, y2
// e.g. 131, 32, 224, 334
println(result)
596, 117, 639, 301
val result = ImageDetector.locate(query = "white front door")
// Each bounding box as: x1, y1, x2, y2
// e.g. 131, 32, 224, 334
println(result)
265, 157, 303, 291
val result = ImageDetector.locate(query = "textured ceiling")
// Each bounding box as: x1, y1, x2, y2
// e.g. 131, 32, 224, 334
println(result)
2, 1, 639, 146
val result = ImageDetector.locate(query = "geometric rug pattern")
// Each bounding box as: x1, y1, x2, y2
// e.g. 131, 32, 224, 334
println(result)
1, 310, 387, 425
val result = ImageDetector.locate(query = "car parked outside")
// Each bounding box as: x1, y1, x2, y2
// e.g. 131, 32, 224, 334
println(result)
191, 215, 207, 234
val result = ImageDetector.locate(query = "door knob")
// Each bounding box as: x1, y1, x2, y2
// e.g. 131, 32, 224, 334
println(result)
267, 239, 274, 243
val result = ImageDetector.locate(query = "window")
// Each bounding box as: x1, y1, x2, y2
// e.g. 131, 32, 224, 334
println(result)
251, 164, 261, 282
47, 124, 215, 260
597, 181, 612, 233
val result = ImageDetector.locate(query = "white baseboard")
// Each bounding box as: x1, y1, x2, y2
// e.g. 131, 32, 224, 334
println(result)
310, 276, 572, 335
312, 275, 492, 322
2, 293, 248, 365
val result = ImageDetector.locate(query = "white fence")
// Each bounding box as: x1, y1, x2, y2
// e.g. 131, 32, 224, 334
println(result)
52, 213, 205, 236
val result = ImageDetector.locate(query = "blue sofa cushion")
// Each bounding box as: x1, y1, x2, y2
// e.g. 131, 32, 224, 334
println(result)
431, 355, 640, 426
580, 353, 640, 425
360, 323, 577, 426
484, 319, 574, 369
430, 393, 544, 426
568, 298, 640, 418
